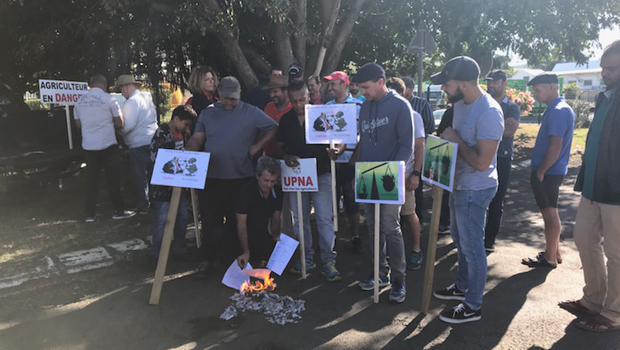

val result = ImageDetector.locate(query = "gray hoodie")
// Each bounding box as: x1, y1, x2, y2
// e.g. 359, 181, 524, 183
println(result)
357, 90, 414, 163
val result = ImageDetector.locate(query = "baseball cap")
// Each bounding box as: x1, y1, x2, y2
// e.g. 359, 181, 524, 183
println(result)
350, 63, 386, 83
527, 72, 559, 86
322, 71, 350, 85
219, 76, 241, 99
430, 56, 480, 84
485, 70, 507, 81
288, 64, 304, 79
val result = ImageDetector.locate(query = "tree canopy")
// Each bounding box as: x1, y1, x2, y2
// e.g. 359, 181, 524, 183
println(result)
1, 0, 618, 95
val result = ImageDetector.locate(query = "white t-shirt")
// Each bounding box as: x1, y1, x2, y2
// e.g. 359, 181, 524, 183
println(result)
120, 89, 158, 148
405, 111, 425, 176
74, 87, 122, 151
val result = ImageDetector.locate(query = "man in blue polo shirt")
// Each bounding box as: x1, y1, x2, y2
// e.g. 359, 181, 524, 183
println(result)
522, 73, 574, 269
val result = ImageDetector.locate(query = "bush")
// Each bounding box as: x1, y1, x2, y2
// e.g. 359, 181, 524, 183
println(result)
566, 99, 594, 128
564, 83, 582, 100
506, 89, 535, 115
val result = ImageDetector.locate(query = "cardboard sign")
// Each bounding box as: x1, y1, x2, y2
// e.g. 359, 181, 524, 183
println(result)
355, 161, 405, 204
305, 104, 357, 144
422, 135, 458, 192
39, 79, 88, 104
280, 158, 318, 192
150, 149, 209, 189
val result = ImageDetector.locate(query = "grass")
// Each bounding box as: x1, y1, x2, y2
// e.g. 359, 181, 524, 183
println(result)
514, 124, 587, 158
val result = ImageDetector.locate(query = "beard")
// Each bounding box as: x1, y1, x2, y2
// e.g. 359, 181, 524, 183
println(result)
448, 87, 464, 104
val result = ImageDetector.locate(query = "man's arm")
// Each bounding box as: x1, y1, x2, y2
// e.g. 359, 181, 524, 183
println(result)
75, 119, 81, 130
326, 144, 346, 161
503, 103, 521, 138
249, 126, 277, 157
420, 99, 435, 134
120, 100, 138, 135
394, 104, 415, 162
536, 136, 563, 181
442, 127, 499, 172
406, 137, 425, 191
236, 213, 250, 268
271, 211, 281, 241
113, 115, 124, 129
185, 132, 206, 151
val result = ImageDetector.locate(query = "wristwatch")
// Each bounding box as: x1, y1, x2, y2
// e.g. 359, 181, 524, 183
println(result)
412, 170, 421, 176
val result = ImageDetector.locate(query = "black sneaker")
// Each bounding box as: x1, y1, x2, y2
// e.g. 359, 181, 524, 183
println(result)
351, 236, 364, 254
439, 303, 481, 324
438, 225, 450, 235
434, 283, 466, 301
484, 243, 495, 253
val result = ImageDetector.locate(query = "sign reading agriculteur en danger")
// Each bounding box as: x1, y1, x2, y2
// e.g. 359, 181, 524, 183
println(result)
280, 158, 318, 192
39, 79, 89, 104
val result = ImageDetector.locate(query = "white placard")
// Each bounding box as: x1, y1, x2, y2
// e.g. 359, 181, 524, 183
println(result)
221, 261, 253, 290
38, 79, 89, 104
150, 149, 209, 190
280, 158, 318, 192
266, 234, 299, 276
305, 104, 357, 144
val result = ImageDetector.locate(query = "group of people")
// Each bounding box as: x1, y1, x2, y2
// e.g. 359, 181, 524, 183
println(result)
72, 38, 620, 330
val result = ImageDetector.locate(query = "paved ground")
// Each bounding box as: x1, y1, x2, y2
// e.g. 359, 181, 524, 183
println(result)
0, 163, 619, 350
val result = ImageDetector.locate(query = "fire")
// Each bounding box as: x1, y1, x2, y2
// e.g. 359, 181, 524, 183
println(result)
240, 269, 276, 294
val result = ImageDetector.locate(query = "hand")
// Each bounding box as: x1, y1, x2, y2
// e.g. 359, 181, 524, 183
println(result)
326, 147, 340, 161
284, 154, 300, 167
441, 127, 458, 142
505, 117, 518, 127
406, 174, 419, 191
248, 144, 261, 158
237, 252, 250, 269
536, 169, 545, 182
272, 233, 281, 242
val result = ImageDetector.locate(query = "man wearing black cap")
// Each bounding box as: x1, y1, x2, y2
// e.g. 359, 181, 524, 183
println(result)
288, 63, 304, 83
521, 72, 574, 270
185, 76, 278, 279
483, 70, 521, 252
430, 56, 504, 324
350, 62, 414, 303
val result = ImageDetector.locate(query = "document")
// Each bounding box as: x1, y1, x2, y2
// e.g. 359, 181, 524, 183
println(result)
267, 234, 299, 275
221, 260, 253, 290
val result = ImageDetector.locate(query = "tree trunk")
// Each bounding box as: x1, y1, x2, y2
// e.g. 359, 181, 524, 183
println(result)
273, 19, 296, 72
323, 0, 367, 74
240, 44, 272, 74
313, 0, 341, 76
293, 0, 307, 66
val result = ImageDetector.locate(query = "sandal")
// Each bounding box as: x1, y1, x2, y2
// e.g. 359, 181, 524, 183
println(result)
521, 254, 557, 268
540, 251, 562, 264
576, 315, 620, 332
558, 299, 597, 316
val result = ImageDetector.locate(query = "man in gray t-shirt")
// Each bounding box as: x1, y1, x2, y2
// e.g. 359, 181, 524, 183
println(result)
430, 56, 504, 324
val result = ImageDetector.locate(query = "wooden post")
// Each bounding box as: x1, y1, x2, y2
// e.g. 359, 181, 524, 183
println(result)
373, 203, 380, 303
297, 191, 306, 279
64, 104, 73, 150
421, 186, 444, 313
190, 188, 201, 248
330, 140, 338, 232
149, 187, 182, 305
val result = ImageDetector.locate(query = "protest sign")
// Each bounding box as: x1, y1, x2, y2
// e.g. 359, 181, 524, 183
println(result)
150, 149, 210, 190
38, 79, 88, 104
280, 158, 318, 192
422, 135, 458, 192
355, 161, 405, 205
304, 104, 357, 144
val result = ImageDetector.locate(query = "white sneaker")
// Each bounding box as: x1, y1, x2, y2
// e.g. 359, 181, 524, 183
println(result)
112, 210, 136, 220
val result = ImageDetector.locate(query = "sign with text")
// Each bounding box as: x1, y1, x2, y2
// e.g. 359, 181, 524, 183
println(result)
355, 161, 405, 204
150, 149, 209, 189
39, 79, 89, 104
422, 135, 458, 192
280, 158, 318, 192
305, 104, 357, 144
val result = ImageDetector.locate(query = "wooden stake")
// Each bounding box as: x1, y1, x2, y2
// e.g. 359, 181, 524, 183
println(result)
149, 187, 182, 305
330, 140, 338, 232
373, 203, 380, 303
190, 188, 201, 248
421, 186, 444, 313
297, 191, 306, 279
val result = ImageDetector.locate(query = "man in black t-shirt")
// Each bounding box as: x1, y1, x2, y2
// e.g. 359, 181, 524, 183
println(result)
235, 156, 283, 268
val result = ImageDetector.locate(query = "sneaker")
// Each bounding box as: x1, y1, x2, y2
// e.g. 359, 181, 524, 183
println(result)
359, 273, 390, 291
351, 236, 364, 254
434, 283, 466, 301
407, 250, 423, 270
193, 261, 212, 280
438, 225, 450, 235
389, 279, 406, 303
439, 303, 482, 324
289, 260, 316, 275
321, 262, 342, 282
112, 210, 136, 220
484, 243, 495, 253
84, 217, 96, 223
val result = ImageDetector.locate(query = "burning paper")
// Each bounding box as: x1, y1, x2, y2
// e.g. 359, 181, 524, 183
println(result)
220, 290, 306, 325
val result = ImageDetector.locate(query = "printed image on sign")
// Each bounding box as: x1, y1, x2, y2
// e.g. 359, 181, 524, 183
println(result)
150, 149, 209, 190
355, 161, 405, 204
422, 135, 458, 192
39, 79, 89, 104
280, 158, 318, 192
305, 104, 357, 144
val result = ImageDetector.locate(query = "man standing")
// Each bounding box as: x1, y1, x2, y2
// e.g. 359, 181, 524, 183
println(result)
521, 73, 574, 268
431, 56, 504, 323
288, 63, 304, 83
263, 74, 292, 157
116, 74, 158, 213
349, 80, 365, 102
74, 74, 135, 222
560, 40, 620, 332
323, 70, 364, 253
276, 80, 341, 282
307, 75, 324, 105
185, 76, 278, 279
483, 70, 521, 252
351, 63, 414, 303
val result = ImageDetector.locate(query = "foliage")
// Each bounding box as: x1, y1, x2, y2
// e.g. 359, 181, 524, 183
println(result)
563, 83, 582, 100
506, 89, 535, 116
566, 99, 594, 128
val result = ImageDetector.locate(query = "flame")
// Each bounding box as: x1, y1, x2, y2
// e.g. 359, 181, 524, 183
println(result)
240, 269, 276, 294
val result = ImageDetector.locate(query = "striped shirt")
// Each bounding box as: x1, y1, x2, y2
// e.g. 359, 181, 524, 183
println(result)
409, 96, 435, 135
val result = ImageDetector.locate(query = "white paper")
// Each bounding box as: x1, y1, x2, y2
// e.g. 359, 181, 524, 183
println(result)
221, 260, 253, 290
267, 234, 299, 275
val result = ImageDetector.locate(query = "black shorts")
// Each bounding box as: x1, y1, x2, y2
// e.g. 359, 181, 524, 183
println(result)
530, 172, 564, 209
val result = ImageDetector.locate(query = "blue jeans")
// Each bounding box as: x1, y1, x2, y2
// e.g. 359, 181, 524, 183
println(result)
151, 191, 189, 257
450, 186, 497, 310
128, 145, 151, 211
288, 173, 336, 265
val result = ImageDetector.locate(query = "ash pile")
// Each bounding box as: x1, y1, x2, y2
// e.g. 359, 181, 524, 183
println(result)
220, 290, 305, 325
